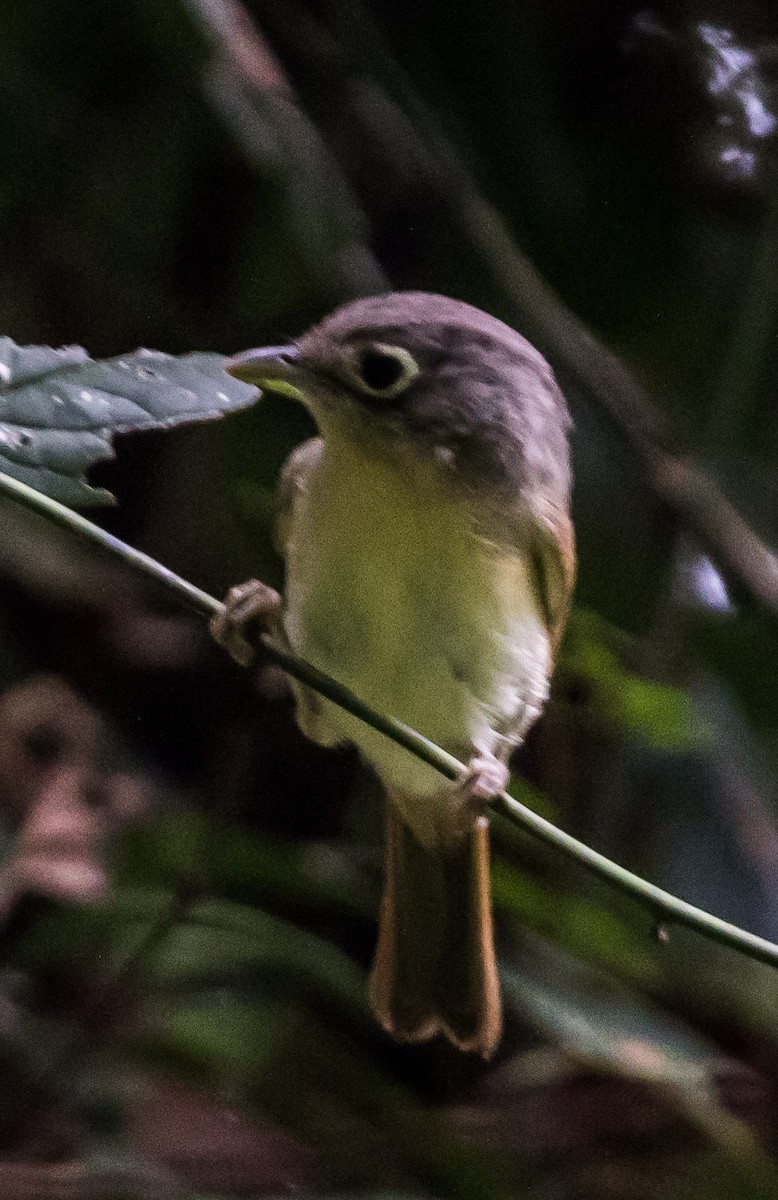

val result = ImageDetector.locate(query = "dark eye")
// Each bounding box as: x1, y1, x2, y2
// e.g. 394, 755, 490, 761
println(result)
359, 350, 404, 391
352, 343, 419, 399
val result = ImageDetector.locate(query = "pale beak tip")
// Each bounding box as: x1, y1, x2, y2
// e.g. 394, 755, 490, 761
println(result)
225, 345, 299, 382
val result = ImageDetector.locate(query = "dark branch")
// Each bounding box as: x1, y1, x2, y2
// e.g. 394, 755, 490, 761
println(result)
265, 0, 778, 615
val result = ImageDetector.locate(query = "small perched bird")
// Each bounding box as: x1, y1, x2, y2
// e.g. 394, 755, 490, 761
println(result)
212, 292, 574, 1058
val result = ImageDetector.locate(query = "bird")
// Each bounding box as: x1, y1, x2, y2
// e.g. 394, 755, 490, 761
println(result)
211, 292, 574, 1058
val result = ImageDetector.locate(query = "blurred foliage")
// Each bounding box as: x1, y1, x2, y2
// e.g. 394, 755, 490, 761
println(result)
0, 337, 255, 503
1, 1, 778, 1198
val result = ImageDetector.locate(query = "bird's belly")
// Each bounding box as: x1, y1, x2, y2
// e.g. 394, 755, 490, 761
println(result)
282, 442, 551, 797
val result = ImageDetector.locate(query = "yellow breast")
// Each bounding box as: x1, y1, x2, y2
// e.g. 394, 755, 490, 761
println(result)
282, 434, 550, 798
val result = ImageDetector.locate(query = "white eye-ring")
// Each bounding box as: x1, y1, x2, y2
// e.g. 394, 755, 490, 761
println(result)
350, 343, 420, 400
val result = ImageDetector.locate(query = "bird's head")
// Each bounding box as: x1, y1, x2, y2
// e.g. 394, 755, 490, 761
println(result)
227, 291, 571, 501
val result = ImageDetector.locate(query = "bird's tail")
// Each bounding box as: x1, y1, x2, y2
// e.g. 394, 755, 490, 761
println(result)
368, 796, 502, 1058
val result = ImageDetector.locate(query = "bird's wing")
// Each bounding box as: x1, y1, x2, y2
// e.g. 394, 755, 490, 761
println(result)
528, 503, 576, 657
274, 436, 324, 558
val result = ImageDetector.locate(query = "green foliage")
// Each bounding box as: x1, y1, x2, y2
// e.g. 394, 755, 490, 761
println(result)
0, 339, 256, 504
492, 864, 659, 984
562, 610, 712, 751
501, 948, 723, 1088
1, 1, 778, 1198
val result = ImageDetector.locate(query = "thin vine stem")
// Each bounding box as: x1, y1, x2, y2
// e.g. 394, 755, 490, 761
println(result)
2, 468, 778, 970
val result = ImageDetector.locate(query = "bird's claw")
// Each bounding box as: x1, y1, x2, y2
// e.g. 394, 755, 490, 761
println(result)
210, 579, 282, 667
461, 754, 510, 803
445, 754, 509, 843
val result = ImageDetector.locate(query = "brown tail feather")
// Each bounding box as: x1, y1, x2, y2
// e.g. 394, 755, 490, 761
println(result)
368, 798, 502, 1058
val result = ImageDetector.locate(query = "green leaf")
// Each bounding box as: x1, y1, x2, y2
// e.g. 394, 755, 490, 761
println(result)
501, 941, 725, 1087
492, 863, 658, 983
561, 609, 712, 751
155, 898, 370, 1013
0, 338, 257, 505
139, 993, 296, 1089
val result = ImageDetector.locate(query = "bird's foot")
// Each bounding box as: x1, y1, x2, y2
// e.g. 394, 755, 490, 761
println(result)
210, 579, 282, 667
461, 754, 510, 803
446, 753, 509, 842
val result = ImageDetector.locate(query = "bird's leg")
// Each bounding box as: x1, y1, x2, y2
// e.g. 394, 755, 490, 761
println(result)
210, 579, 283, 667
444, 752, 510, 844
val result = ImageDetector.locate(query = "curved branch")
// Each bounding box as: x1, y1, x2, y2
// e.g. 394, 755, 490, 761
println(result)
184, 0, 778, 611
273, 0, 778, 615
452, 193, 778, 612
2, 469, 778, 970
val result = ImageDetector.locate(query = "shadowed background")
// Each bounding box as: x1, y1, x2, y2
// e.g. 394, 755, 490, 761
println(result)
1, 1, 778, 1197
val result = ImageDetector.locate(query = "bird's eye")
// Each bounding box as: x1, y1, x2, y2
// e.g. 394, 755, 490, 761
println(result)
353, 343, 419, 399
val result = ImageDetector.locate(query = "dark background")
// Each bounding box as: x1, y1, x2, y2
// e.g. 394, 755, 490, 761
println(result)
1, 1, 778, 1197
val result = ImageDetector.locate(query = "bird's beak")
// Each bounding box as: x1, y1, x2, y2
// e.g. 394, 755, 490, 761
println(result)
225, 345, 305, 401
